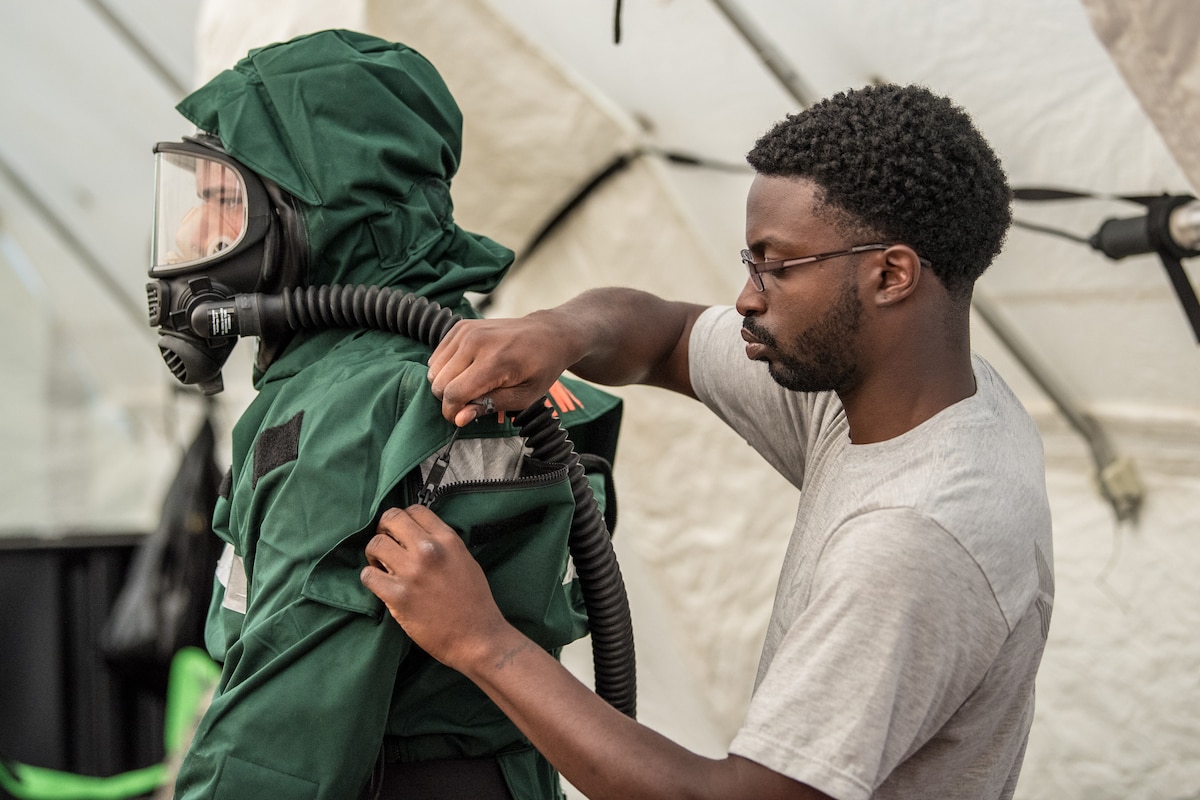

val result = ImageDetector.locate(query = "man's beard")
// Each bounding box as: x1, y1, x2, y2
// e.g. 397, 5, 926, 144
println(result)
742, 278, 864, 393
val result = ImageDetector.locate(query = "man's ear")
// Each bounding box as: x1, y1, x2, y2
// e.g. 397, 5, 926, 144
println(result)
874, 245, 923, 307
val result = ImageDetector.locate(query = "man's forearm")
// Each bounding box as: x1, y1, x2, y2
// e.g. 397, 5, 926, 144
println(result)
541, 288, 703, 394
460, 624, 825, 800
463, 623, 729, 800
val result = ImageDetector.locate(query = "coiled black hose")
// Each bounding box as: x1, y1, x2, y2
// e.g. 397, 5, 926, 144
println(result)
273, 284, 637, 717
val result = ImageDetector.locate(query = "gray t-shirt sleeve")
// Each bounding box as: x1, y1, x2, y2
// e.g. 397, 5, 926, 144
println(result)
729, 509, 1009, 800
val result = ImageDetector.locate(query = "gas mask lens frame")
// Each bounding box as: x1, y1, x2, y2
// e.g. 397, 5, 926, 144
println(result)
151, 142, 252, 274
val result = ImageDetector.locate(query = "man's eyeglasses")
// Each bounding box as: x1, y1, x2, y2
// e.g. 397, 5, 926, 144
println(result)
740, 244, 930, 292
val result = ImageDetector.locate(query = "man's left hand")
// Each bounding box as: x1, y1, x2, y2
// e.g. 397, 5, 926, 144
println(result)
361, 505, 509, 671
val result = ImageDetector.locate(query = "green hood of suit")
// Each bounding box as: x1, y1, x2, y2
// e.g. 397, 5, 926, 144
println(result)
175, 29, 511, 307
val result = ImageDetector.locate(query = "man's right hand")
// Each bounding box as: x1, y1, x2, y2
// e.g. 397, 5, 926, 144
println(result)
428, 289, 705, 425
428, 311, 579, 425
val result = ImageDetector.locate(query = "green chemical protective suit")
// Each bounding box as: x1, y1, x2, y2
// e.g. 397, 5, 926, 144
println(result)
170, 30, 622, 800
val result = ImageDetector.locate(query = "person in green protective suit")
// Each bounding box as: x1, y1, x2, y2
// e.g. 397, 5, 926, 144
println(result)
163, 30, 623, 800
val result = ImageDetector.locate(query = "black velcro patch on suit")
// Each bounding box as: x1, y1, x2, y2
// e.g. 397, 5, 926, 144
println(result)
218, 468, 233, 500
466, 506, 547, 548
252, 411, 303, 489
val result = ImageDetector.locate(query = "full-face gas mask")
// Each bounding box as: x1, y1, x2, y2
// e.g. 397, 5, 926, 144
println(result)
146, 134, 306, 395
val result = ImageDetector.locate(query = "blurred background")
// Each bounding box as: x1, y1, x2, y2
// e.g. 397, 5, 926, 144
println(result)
1, 1, 1198, 798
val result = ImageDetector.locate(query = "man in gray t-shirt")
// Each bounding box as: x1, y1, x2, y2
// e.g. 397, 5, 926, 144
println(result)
694, 306, 1052, 799
359, 83, 1053, 800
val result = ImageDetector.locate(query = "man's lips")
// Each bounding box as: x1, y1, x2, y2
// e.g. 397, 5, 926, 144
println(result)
741, 326, 768, 360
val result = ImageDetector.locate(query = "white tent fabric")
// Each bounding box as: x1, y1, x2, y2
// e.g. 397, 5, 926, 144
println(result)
1081, 0, 1200, 191
3, 0, 1200, 797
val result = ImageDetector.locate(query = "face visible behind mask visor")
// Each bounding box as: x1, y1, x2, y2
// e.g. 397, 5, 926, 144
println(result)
155, 152, 247, 266
147, 135, 305, 395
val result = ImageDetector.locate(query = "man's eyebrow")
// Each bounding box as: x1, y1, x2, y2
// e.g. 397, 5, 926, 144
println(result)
746, 234, 799, 254
200, 186, 236, 201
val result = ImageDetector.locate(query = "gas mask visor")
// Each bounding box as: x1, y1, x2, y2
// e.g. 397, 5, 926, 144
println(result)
148, 137, 276, 395
150, 138, 270, 278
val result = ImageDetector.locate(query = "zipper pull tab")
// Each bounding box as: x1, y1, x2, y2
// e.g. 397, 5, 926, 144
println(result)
417, 426, 462, 507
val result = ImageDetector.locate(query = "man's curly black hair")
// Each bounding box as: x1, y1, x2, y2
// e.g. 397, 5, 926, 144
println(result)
746, 83, 1011, 303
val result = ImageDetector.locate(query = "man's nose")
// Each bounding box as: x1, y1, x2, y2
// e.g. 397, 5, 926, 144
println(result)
735, 276, 766, 317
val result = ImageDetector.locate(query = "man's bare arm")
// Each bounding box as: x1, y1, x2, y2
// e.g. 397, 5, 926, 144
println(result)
361, 506, 830, 800
429, 288, 705, 424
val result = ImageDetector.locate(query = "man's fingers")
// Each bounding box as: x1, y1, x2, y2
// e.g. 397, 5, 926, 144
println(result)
364, 529, 406, 574
376, 505, 460, 548
360, 564, 411, 628
428, 324, 497, 402
369, 506, 436, 573
378, 505, 428, 537
438, 367, 514, 418
432, 362, 502, 426
425, 325, 457, 383
360, 564, 389, 592
402, 502, 447, 528
426, 321, 477, 380
428, 343, 475, 401
453, 405, 481, 427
